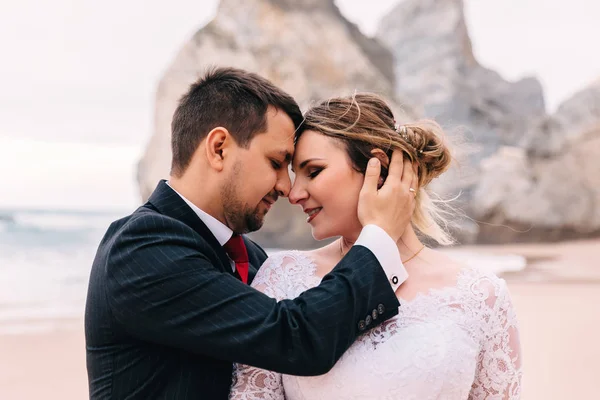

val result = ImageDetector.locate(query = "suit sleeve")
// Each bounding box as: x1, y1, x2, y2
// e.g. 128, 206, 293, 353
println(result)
105, 215, 400, 376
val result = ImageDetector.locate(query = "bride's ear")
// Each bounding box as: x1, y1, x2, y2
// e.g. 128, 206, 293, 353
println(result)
370, 149, 390, 170
370, 149, 390, 189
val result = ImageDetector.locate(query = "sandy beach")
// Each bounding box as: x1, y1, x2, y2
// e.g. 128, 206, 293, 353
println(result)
1, 239, 598, 399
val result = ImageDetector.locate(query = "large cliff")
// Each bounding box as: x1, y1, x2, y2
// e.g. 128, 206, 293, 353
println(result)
377, 0, 600, 243
137, 0, 416, 249
471, 81, 600, 242
138, 0, 600, 247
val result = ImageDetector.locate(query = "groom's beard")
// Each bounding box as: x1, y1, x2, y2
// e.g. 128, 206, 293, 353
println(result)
223, 196, 264, 234
221, 169, 265, 234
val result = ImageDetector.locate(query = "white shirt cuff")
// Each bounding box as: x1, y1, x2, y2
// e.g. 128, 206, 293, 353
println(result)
355, 224, 408, 291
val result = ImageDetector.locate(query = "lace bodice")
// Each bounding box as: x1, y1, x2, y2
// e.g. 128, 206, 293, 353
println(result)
230, 251, 522, 400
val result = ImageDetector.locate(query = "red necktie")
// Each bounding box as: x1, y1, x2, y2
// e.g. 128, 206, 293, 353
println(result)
223, 235, 249, 284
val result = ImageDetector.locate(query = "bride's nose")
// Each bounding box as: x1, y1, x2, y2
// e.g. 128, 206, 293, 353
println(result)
288, 181, 308, 205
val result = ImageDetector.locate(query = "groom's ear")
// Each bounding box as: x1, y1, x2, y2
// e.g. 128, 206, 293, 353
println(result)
205, 127, 231, 171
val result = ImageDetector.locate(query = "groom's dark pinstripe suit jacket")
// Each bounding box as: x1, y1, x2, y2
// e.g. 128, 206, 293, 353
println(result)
85, 180, 400, 399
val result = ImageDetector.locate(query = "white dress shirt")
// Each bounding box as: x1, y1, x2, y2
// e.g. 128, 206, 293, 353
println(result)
167, 182, 236, 272
355, 225, 408, 291
166, 181, 408, 290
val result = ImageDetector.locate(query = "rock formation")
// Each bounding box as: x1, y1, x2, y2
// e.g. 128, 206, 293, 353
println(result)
138, 0, 600, 246
377, 0, 600, 243
472, 81, 600, 243
137, 0, 416, 249
377, 0, 545, 152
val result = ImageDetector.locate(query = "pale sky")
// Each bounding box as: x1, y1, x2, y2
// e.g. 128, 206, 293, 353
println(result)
1, 0, 598, 210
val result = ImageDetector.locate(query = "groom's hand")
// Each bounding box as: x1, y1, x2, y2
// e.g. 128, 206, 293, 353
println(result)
358, 150, 417, 242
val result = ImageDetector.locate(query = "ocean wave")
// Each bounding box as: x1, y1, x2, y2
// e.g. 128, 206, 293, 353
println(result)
0, 209, 124, 234
0, 242, 94, 334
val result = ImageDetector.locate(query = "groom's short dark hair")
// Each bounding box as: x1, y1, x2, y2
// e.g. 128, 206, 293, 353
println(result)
170, 66, 303, 176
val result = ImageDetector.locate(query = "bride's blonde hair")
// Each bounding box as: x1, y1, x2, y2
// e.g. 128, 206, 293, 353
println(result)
297, 93, 455, 245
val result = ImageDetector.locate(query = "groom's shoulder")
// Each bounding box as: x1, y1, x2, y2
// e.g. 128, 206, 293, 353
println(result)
104, 204, 194, 241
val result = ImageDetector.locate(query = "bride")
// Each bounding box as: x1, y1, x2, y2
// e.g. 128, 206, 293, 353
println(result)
229, 93, 522, 399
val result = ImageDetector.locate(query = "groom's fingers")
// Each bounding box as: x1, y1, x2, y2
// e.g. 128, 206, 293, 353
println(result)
401, 158, 413, 185
409, 163, 418, 192
383, 149, 408, 191
388, 149, 404, 182
362, 158, 381, 195
357, 151, 415, 242
400, 158, 415, 199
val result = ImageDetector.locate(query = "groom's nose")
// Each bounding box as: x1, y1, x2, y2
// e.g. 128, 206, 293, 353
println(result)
274, 170, 292, 197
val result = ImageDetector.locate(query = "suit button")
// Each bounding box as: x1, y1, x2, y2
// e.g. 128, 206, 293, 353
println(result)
377, 304, 385, 315
391, 276, 399, 285
358, 320, 366, 331
372, 309, 378, 320
365, 315, 372, 326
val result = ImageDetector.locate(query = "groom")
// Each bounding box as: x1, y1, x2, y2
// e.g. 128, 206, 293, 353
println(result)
85, 67, 415, 399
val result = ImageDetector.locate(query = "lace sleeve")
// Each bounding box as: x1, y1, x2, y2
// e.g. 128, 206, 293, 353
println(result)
469, 277, 523, 400
229, 253, 294, 400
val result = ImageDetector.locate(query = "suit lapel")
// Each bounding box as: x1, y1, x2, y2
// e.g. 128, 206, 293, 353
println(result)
146, 180, 233, 273
243, 238, 266, 284
247, 263, 259, 283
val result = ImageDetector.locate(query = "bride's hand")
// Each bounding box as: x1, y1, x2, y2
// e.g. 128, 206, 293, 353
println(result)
357, 149, 417, 242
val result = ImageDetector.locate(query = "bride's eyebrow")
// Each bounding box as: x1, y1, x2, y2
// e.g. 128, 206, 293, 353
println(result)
291, 157, 325, 173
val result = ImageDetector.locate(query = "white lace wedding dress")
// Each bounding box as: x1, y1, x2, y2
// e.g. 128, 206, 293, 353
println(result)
230, 251, 522, 400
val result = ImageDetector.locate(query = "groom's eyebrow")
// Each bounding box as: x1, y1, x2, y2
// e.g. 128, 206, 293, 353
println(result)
280, 150, 292, 162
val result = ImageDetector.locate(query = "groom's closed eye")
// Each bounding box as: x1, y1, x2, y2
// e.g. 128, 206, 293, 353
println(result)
270, 150, 292, 171
270, 159, 283, 170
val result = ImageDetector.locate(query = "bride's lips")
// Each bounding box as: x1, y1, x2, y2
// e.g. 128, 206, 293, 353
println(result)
304, 207, 322, 223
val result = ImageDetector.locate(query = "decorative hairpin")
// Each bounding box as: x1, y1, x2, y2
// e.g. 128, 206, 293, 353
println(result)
394, 122, 409, 141
394, 120, 424, 155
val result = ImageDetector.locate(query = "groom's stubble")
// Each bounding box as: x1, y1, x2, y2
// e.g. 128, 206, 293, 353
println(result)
221, 160, 269, 234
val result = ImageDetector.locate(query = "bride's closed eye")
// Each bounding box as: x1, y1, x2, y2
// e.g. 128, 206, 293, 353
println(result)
308, 167, 323, 179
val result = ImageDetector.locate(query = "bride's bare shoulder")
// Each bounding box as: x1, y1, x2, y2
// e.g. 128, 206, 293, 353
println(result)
415, 249, 469, 276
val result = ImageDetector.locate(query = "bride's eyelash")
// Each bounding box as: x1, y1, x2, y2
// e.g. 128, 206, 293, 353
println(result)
308, 167, 323, 179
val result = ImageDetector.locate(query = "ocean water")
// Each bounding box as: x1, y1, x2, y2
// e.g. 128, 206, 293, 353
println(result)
0, 208, 286, 334
0, 208, 127, 334
0, 208, 526, 334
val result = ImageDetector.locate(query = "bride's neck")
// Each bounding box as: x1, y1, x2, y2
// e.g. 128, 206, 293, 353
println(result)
340, 225, 424, 263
